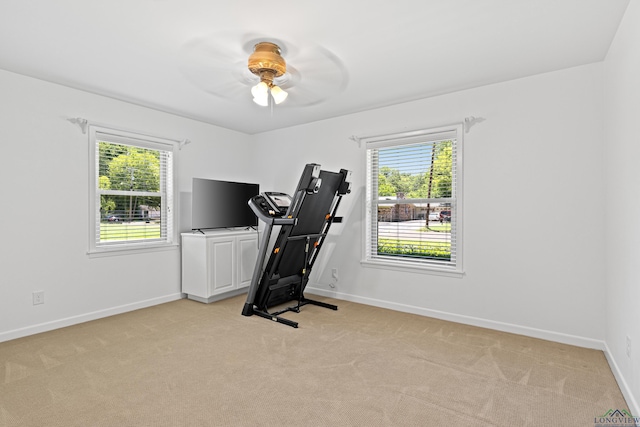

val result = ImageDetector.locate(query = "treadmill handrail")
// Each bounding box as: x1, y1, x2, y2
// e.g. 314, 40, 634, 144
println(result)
286, 233, 326, 241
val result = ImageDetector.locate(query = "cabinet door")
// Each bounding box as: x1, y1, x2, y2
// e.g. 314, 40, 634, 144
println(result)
237, 235, 258, 289
181, 235, 208, 298
207, 238, 235, 294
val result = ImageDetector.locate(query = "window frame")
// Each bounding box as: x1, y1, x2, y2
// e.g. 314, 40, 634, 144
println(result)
88, 125, 179, 256
361, 123, 464, 277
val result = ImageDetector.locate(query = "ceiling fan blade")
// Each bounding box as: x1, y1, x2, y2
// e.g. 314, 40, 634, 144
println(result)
178, 32, 254, 100
201, 78, 250, 100
277, 44, 349, 105
282, 82, 346, 107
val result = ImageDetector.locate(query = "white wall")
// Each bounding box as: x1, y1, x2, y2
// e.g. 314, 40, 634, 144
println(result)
254, 63, 607, 348
604, 0, 640, 415
0, 69, 254, 341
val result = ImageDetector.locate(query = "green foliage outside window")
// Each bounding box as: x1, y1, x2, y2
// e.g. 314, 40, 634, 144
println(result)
98, 142, 161, 221
378, 238, 451, 259
377, 140, 452, 198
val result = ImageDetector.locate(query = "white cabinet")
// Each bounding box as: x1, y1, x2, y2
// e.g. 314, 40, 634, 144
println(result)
181, 229, 258, 303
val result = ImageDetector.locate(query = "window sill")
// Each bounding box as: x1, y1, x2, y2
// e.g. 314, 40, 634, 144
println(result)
361, 259, 464, 278
88, 243, 179, 258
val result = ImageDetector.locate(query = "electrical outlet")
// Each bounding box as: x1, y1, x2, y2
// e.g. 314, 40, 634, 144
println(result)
32, 291, 44, 305
626, 336, 631, 358
329, 268, 339, 288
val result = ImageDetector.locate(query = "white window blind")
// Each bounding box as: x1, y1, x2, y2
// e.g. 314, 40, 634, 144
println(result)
89, 126, 177, 254
364, 124, 463, 274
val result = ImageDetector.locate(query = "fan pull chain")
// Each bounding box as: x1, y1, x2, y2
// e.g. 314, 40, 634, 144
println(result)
269, 88, 274, 116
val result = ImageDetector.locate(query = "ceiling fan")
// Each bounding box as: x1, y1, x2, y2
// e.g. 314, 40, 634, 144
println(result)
247, 41, 288, 106
178, 33, 348, 108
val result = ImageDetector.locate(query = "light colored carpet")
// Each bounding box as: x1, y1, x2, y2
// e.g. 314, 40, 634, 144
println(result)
0, 295, 630, 426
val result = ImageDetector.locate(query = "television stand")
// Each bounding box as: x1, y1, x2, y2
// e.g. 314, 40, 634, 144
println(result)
181, 229, 258, 303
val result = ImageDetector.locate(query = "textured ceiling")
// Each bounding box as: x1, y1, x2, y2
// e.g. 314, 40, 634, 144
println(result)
0, 0, 630, 134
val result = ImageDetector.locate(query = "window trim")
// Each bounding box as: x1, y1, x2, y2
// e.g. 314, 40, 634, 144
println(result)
361, 123, 464, 276
88, 125, 179, 256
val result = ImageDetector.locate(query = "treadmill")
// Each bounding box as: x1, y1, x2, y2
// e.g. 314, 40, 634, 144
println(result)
241, 163, 351, 328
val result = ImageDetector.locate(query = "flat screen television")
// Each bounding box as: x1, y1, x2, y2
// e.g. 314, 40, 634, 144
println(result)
191, 178, 259, 231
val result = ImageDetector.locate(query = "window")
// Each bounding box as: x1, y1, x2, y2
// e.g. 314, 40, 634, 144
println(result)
363, 124, 463, 275
88, 126, 177, 254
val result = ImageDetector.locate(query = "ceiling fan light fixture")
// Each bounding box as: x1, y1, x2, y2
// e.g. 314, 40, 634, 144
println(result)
252, 94, 269, 107
248, 42, 288, 106
251, 81, 269, 98
270, 85, 288, 104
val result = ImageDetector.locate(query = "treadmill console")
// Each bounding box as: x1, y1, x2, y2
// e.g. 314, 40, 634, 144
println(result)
253, 192, 292, 217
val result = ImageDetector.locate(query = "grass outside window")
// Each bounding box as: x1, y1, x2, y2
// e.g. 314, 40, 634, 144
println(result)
100, 222, 161, 241
378, 238, 451, 260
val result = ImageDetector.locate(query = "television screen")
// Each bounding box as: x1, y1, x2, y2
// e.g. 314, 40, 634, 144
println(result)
192, 178, 259, 231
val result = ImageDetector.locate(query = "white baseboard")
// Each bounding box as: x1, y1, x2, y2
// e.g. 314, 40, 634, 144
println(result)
307, 287, 605, 350
0, 293, 184, 343
186, 288, 247, 304
603, 342, 640, 423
